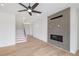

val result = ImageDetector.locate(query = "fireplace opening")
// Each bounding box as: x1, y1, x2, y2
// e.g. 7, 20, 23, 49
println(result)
50, 34, 63, 42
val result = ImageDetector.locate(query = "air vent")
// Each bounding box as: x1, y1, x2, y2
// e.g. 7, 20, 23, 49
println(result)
50, 15, 63, 20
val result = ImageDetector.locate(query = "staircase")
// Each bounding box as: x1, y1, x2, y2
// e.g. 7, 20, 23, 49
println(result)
16, 29, 26, 43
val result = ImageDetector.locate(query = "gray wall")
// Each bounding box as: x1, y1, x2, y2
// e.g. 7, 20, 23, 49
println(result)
48, 8, 70, 51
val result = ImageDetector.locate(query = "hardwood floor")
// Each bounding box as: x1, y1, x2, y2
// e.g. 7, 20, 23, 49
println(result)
76, 50, 79, 56
0, 36, 78, 56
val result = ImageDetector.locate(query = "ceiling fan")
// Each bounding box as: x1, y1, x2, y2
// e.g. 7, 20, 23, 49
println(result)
18, 3, 42, 16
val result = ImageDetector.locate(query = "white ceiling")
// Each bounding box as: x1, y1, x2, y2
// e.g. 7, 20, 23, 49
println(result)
0, 3, 79, 23
0, 3, 79, 15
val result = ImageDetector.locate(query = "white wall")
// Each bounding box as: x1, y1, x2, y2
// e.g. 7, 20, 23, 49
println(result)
70, 7, 78, 53
33, 15, 47, 42
24, 24, 33, 36
0, 12, 15, 47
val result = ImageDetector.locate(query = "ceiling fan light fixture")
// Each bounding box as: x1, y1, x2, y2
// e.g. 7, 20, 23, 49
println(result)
18, 3, 42, 16
27, 9, 32, 12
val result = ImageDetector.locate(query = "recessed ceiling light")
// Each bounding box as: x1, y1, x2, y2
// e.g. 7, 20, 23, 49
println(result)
1, 4, 4, 6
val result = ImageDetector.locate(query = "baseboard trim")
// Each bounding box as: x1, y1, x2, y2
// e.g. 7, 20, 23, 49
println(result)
0, 42, 15, 48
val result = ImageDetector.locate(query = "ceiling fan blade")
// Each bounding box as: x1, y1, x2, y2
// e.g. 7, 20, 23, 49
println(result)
18, 9, 27, 12
32, 10, 42, 14
19, 3, 28, 9
28, 12, 32, 16
32, 3, 39, 9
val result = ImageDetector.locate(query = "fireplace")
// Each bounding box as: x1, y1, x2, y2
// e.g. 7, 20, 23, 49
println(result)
50, 34, 63, 42
48, 8, 70, 51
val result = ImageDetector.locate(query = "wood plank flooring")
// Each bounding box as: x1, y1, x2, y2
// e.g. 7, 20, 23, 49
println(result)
0, 36, 78, 56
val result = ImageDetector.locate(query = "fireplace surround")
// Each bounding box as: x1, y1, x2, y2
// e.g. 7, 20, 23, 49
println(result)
48, 8, 70, 51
